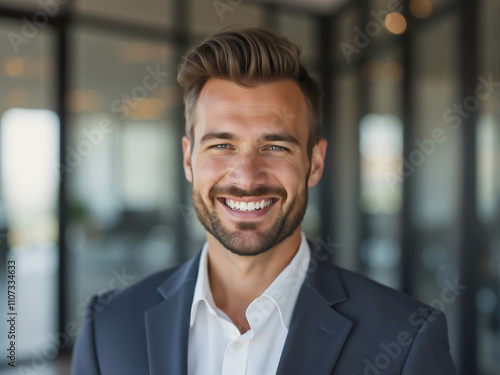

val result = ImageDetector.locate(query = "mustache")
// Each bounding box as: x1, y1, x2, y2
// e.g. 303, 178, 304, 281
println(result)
209, 185, 287, 200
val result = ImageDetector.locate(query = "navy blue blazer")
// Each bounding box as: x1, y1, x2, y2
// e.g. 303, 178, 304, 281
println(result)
71, 241, 456, 375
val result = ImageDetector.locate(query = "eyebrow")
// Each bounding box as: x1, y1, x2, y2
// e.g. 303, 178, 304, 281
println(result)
199, 132, 237, 146
260, 133, 301, 147
199, 132, 301, 148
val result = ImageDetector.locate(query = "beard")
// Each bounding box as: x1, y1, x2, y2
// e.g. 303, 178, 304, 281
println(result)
191, 181, 308, 257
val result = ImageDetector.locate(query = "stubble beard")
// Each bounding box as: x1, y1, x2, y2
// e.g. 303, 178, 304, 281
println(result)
191, 182, 308, 257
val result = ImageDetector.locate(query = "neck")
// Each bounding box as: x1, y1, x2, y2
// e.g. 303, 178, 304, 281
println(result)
206, 229, 302, 332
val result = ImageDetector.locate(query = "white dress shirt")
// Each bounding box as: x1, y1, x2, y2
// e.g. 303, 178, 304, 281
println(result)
187, 232, 311, 375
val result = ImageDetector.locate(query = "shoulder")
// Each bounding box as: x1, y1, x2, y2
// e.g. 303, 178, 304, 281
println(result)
327, 263, 448, 349
81, 259, 195, 354
335, 266, 426, 313
333, 266, 456, 373
310, 257, 440, 333
88, 261, 188, 320
73, 257, 200, 374
331, 265, 436, 332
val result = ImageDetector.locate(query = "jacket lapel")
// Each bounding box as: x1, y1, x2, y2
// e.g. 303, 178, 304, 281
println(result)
143, 241, 352, 375
145, 251, 202, 375
276, 243, 353, 375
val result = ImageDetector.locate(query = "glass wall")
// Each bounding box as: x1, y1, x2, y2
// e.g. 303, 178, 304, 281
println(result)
331, 5, 362, 271
411, 11, 461, 359
477, 0, 500, 372
358, 46, 404, 289
331, 0, 498, 373
65, 25, 183, 328
0, 0, 498, 373
0, 19, 59, 365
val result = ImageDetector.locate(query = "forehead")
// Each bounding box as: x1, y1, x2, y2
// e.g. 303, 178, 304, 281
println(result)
194, 78, 308, 139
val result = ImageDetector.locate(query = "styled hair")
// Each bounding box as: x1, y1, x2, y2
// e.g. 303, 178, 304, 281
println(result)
177, 27, 323, 157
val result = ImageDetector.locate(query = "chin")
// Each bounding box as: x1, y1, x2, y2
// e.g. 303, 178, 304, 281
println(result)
211, 227, 272, 256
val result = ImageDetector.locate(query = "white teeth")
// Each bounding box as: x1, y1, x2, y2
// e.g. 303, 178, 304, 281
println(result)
224, 198, 274, 212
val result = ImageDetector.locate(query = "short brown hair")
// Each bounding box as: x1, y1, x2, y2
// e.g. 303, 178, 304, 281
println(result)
177, 27, 323, 157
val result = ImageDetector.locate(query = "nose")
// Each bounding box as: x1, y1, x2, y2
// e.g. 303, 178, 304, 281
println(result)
227, 149, 268, 190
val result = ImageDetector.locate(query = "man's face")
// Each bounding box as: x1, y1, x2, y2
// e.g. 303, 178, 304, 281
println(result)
182, 78, 326, 256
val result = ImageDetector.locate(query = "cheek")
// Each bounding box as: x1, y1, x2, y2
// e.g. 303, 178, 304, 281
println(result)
272, 159, 308, 192
193, 157, 228, 189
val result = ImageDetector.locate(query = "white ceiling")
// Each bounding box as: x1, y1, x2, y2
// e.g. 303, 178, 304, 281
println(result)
256, 0, 350, 14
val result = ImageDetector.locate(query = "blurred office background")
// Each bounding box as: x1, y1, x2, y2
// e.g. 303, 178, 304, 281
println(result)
0, 0, 498, 373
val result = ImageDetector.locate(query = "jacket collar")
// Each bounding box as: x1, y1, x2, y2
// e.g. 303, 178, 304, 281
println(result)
145, 250, 202, 375
145, 240, 352, 375
275, 240, 352, 375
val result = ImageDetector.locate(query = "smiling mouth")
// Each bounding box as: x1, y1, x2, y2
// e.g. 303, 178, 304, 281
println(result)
217, 197, 278, 212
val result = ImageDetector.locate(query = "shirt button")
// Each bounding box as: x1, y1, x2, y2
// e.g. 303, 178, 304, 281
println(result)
232, 340, 243, 350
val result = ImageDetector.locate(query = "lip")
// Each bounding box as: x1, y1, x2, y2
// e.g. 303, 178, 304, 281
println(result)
217, 197, 279, 219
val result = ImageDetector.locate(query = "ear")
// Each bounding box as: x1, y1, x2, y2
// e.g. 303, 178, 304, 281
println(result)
182, 136, 193, 183
307, 138, 327, 188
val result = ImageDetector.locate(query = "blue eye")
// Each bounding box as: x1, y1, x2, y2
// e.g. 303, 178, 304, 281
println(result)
268, 145, 287, 151
212, 144, 231, 149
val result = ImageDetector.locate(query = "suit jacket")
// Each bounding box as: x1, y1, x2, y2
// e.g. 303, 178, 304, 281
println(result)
71, 241, 456, 375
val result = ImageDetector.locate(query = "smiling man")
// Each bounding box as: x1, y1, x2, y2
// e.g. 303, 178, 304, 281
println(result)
71, 28, 456, 375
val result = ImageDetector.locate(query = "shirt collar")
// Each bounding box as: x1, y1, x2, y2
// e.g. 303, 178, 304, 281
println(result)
189, 232, 311, 329
189, 241, 214, 327
262, 231, 310, 329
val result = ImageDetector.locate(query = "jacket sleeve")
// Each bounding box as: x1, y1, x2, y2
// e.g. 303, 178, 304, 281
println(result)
401, 309, 457, 375
70, 296, 101, 375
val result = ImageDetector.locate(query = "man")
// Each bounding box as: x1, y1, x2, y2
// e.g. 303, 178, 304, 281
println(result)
71, 28, 456, 375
